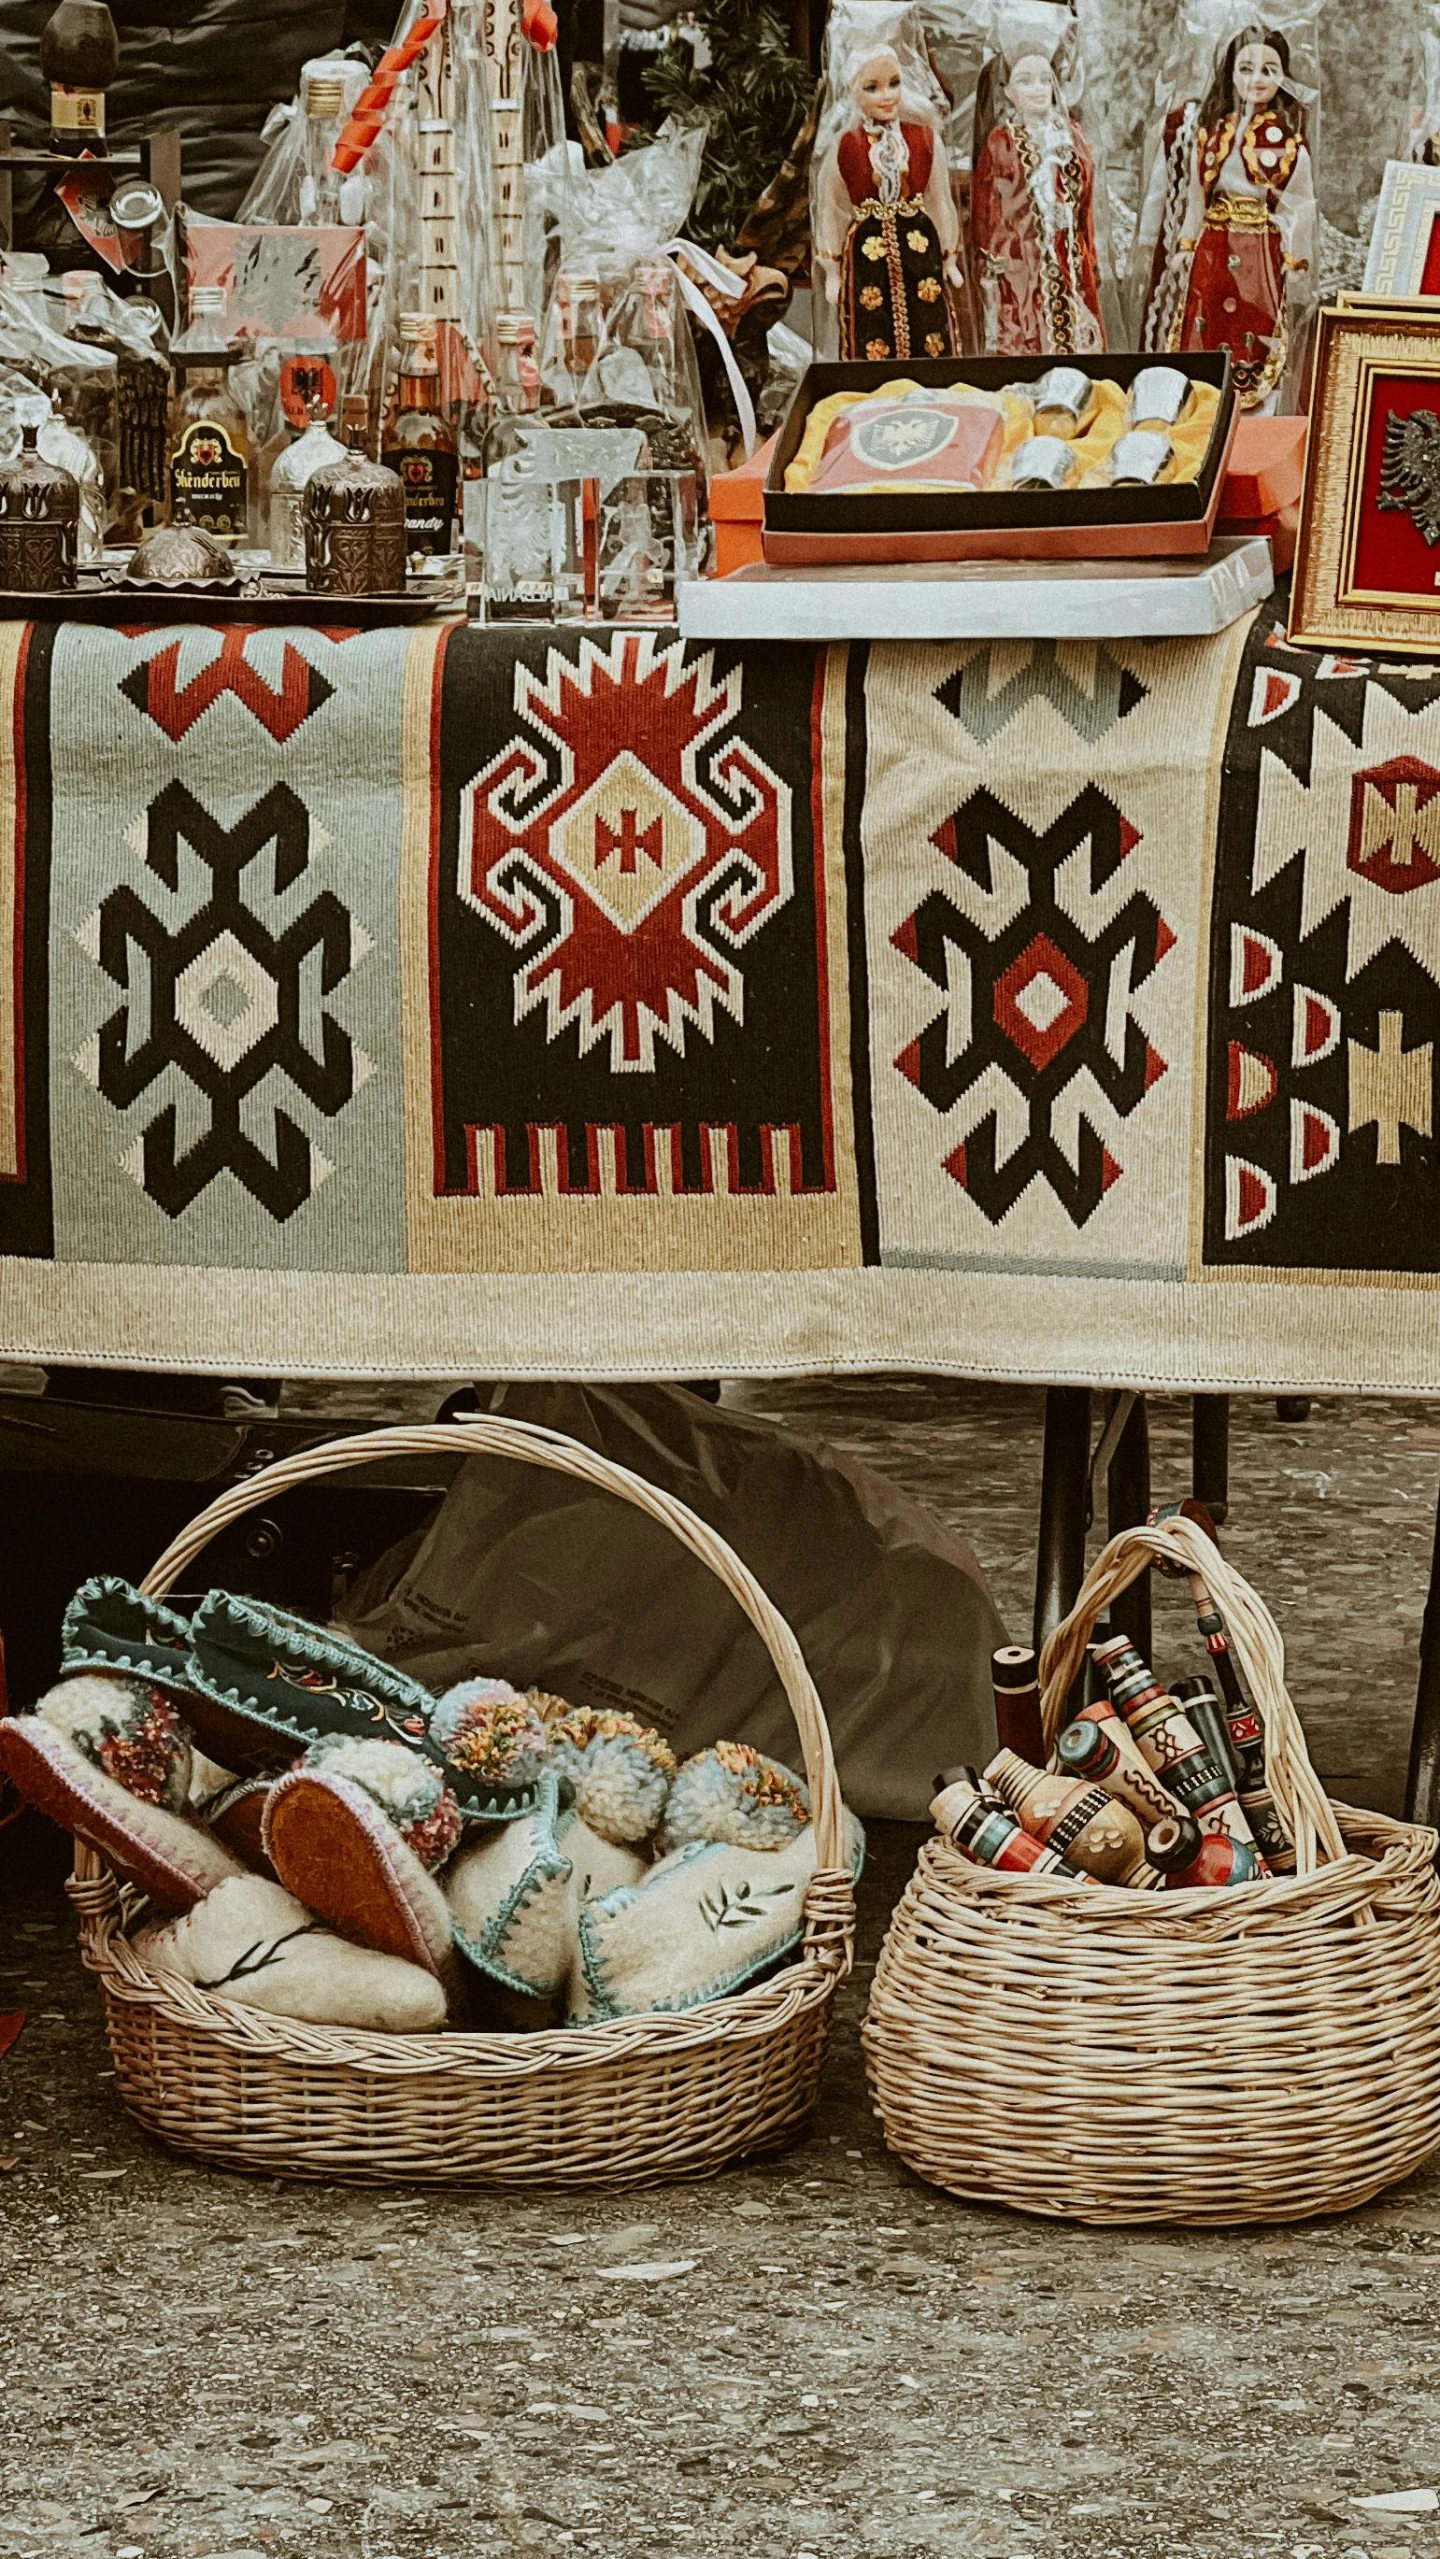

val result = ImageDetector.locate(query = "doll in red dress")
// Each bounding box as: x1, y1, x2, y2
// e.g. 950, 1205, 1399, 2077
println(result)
970, 47, 1105, 358
813, 44, 961, 363
1166, 26, 1314, 409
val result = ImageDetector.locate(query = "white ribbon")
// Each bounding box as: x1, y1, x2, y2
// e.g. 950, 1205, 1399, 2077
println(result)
659, 234, 758, 459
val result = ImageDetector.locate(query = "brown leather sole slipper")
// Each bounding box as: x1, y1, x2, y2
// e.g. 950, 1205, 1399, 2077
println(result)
0, 1716, 245, 1911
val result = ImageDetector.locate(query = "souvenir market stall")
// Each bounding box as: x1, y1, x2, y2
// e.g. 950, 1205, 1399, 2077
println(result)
6, 0, 1440, 1843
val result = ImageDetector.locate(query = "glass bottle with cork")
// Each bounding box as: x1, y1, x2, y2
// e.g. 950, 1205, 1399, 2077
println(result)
381, 314, 458, 560
40, 0, 118, 157
167, 286, 250, 544
299, 67, 346, 225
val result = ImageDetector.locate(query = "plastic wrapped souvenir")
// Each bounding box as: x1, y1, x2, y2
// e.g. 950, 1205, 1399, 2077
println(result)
969, 1, 1105, 358
811, 3, 961, 363
1133, 5, 1317, 412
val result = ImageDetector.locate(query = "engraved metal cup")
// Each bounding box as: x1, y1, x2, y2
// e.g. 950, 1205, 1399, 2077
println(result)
0, 420, 80, 592
304, 445, 407, 595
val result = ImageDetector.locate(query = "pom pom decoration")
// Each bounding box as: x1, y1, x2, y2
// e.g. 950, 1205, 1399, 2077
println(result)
0, 1710, 244, 1912
38, 1671, 192, 1812
659, 1740, 811, 1856
429, 1678, 550, 1801
547, 1707, 677, 1846
302, 1735, 463, 1872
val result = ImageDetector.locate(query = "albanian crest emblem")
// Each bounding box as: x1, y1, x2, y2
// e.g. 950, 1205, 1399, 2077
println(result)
1378, 405, 1440, 546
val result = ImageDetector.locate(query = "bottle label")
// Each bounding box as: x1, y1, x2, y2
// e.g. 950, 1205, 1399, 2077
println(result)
280, 353, 338, 430
383, 446, 457, 553
52, 85, 105, 135
170, 419, 248, 539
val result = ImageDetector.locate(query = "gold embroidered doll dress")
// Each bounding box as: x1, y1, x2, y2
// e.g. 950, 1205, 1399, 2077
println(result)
818, 117, 959, 363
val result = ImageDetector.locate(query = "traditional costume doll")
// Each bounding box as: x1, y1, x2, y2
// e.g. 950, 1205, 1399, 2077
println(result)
1167, 26, 1314, 410
970, 47, 1105, 358
814, 44, 961, 364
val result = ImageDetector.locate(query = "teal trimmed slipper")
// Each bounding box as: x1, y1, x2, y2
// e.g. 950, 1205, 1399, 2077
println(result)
61, 1576, 196, 1697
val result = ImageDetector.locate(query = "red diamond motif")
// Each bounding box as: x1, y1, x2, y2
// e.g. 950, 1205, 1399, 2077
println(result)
992, 934, 1089, 1071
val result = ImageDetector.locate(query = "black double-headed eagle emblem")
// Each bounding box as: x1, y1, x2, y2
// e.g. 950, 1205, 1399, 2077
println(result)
1378, 405, 1440, 546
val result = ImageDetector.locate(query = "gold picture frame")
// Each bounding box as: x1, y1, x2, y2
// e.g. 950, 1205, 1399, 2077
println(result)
1289, 302, 1440, 655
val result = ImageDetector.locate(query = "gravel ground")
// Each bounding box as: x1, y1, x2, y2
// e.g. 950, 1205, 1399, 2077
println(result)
5, 1381, 1440, 2559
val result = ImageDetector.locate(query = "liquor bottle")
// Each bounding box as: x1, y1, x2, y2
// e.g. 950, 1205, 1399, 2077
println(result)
984, 1749, 1155, 1886
492, 312, 542, 418
64, 268, 169, 526
40, 0, 118, 155
1094, 1633, 1268, 1868
931, 1779, 1091, 1881
555, 271, 603, 389
990, 1645, 1046, 1766
299, 68, 345, 224
381, 313, 458, 559
167, 286, 249, 543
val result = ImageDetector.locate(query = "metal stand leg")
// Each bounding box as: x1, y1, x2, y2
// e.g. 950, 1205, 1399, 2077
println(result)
1406, 1487, 1440, 1826
1107, 1394, 1152, 1661
1192, 1393, 1230, 1526
1033, 1387, 1092, 1652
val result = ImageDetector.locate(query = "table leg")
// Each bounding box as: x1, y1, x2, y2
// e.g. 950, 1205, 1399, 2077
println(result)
1192, 1394, 1230, 1525
1107, 1395, 1152, 1661
1406, 1488, 1440, 1827
1032, 1387, 1092, 1651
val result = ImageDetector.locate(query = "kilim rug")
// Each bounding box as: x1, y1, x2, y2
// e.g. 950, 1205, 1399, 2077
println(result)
3, 605, 1440, 1392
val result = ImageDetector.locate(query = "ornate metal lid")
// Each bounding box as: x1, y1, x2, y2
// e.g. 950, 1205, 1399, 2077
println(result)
0, 421, 80, 525
119, 522, 240, 589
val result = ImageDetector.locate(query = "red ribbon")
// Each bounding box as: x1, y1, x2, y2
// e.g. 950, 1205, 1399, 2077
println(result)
331, 7, 449, 173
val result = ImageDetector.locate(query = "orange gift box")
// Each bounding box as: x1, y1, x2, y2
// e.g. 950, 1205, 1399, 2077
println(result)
709, 407, 1308, 577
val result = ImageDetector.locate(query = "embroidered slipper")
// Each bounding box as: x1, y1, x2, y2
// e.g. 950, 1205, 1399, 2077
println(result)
36, 1668, 193, 1812
184, 1592, 442, 1777
136, 1875, 447, 2033
0, 1712, 245, 1911
60, 1576, 196, 1698
261, 1744, 464, 2015
199, 1773, 278, 1875
445, 1766, 648, 2005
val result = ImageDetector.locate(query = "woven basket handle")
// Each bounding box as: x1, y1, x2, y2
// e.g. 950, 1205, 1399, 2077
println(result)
1036, 1512, 1346, 1879
138, 1417, 848, 1876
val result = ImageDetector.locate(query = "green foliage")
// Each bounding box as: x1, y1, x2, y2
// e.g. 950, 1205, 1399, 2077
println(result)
642, 2, 813, 251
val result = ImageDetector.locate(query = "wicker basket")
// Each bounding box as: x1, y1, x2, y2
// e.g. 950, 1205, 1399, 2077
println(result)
66, 1418, 855, 2187
863, 1511, 1440, 2225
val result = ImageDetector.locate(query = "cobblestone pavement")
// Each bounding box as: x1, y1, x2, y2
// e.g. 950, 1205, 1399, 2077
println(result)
5, 1382, 1440, 2559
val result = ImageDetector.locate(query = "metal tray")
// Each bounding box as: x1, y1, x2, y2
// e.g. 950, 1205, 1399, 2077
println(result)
0, 578, 455, 626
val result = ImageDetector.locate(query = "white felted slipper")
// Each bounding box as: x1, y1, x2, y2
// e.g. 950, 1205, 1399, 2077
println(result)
136, 1875, 447, 2032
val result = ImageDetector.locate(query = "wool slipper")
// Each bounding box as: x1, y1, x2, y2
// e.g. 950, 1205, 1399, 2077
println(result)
0, 1714, 245, 1910
184, 1592, 442, 1777
199, 1773, 278, 1875
60, 1576, 196, 1698
261, 1762, 463, 2014
136, 1876, 447, 2033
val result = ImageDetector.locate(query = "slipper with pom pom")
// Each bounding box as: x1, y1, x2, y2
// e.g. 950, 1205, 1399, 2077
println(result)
261, 1738, 465, 2013
0, 1690, 245, 1910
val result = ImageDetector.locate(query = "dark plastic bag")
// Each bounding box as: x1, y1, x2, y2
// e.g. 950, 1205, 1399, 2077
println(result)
340, 1382, 1005, 1819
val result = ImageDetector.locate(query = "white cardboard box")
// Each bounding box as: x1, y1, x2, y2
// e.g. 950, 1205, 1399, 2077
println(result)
679, 533, 1273, 645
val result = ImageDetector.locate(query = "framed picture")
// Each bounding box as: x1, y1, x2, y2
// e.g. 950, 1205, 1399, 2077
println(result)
1365, 160, 1440, 296
1289, 303, 1440, 654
